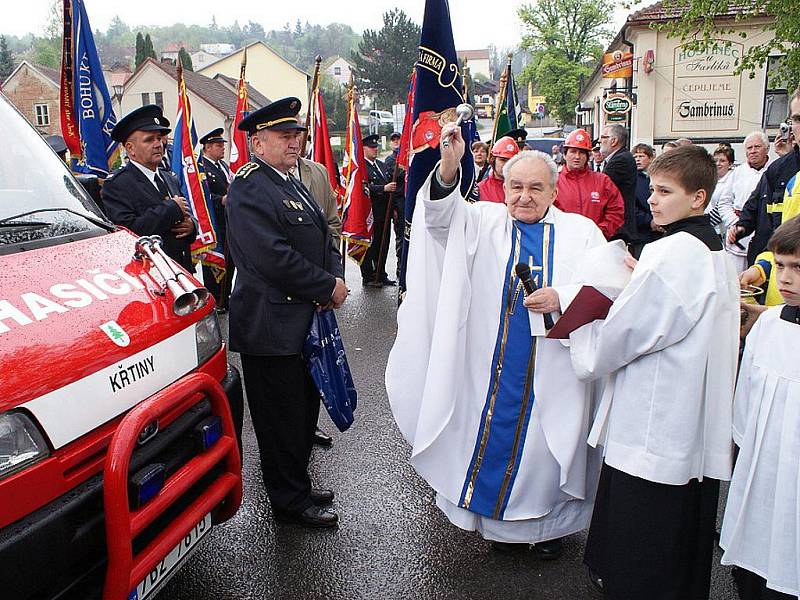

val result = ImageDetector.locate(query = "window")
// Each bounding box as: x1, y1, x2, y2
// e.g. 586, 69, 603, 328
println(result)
154, 92, 164, 110
34, 103, 49, 126
141, 92, 151, 106
334, 66, 341, 75
763, 55, 789, 128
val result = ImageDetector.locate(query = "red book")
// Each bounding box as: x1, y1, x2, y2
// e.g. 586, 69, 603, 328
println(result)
546, 286, 614, 339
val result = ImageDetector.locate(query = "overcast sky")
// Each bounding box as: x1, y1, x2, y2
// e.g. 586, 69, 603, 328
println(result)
5, 0, 631, 53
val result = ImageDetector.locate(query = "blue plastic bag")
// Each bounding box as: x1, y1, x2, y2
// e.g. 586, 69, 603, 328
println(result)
302, 310, 357, 432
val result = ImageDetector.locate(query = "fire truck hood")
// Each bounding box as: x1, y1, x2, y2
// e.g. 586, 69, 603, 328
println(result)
0, 230, 208, 412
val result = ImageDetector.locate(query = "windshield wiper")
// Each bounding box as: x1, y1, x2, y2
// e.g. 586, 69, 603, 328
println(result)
0, 208, 115, 231
0, 220, 50, 229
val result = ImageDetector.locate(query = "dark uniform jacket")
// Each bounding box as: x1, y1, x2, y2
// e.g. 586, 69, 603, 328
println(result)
366, 159, 391, 207
603, 149, 638, 243
225, 157, 344, 356
738, 145, 800, 265
101, 161, 196, 270
198, 154, 230, 244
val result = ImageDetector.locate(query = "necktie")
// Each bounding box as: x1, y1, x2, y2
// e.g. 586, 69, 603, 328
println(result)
154, 172, 170, 198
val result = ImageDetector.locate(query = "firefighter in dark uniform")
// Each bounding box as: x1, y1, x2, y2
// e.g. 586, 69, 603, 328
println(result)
198, 127, 232, 310
226, 97, 347, 528
360, 134, 397, 287
101, 105, 196, 270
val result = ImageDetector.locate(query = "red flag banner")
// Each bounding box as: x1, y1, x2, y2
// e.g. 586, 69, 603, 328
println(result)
396, 71, 416, 170
341, 86, 372, 264
59, 0, 80, 158
229, 50, 250, 174
311, 85, 345, 208
172, 69, 217, 259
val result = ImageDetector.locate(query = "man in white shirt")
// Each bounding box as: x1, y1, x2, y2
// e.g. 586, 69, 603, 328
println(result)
720, 131, 771, 272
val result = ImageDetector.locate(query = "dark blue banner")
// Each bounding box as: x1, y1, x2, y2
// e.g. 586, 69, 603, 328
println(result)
399, 0, 475, 292
70, 0, 118, 177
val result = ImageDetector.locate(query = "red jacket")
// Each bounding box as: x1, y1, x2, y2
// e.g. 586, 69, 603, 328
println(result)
477, 171, 505, 203
555, 167, 624, 239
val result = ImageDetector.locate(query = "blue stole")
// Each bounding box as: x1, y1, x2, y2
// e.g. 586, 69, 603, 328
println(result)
458, 219, 555, 519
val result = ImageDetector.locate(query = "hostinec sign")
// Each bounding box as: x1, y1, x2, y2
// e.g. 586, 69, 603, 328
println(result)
671, 40, 743, 132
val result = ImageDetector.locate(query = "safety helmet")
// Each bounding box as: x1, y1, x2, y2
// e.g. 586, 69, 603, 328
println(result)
562, 129, 593, 152
491, 136, 520, 160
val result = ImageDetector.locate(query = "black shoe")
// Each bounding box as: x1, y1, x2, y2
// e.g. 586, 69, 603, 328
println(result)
587, 569, 604, 594
532, 537, 564, 561
314, 427, 333, 446
490, 541, 529, 553
380, 277, 397, 286
362, 278, 383, 288
274, 505, 338, 528
215, 306, 228, 315
310, 488, 334, 506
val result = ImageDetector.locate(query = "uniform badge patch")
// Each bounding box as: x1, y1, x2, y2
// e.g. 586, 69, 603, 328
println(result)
236, 162, 260, 179
100, 320, 130, 347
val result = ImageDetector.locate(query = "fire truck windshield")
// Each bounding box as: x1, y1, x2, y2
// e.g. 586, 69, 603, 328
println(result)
0, 95, 110, 251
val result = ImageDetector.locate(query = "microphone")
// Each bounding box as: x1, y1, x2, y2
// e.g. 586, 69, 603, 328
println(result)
441, 104, 475, 149
515, 262, 554, 330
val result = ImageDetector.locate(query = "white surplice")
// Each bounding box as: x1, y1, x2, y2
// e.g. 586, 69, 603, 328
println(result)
385, 171, 606, 543
720, 306, 800, 597
568, 230, 740, 485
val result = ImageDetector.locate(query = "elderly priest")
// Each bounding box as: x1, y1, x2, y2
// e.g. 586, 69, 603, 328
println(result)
386, 120, 607, 555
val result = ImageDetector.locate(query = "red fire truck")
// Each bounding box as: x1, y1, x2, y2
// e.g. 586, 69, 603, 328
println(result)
0, 94, 243, 599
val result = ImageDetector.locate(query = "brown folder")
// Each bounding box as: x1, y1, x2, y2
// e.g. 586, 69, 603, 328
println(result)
546, 286, 613, 339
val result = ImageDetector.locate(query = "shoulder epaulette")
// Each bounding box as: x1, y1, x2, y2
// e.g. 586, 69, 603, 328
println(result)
236, 162, 260, 179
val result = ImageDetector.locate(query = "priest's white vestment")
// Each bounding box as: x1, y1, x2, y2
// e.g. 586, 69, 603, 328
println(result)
721, 306, 800, 597
385, 172, 606, 543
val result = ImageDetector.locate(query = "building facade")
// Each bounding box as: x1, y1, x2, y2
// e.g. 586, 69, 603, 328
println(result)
457, 49, 491, 79
577, 2, 781, 154
2, 61, 61, 136
197, 41, 309, 111
120, 58, 268, 160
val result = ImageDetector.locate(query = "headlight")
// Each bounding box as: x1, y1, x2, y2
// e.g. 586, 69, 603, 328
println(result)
195, 312, 222, 365
0, 412, 50, 480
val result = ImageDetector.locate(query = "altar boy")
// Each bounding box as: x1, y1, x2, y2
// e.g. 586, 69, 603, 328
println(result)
568, 145, 740, 599
720, 215, 800, 600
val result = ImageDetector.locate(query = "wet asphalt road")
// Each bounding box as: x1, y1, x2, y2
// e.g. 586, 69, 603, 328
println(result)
160, 256, 739, 600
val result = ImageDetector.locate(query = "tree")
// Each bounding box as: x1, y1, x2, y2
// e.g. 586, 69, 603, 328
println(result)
143, 34, 156, 61
135, 32, 145, 67
350, 9, 420, 106
518, 0, 613, 124
178, 47, 193, 71
0, 36, 14, 79
319, 74, 348, 131
659, 0, 800, 84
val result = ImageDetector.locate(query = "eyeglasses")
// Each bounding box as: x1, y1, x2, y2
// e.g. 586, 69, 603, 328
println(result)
599, 135, 610, 140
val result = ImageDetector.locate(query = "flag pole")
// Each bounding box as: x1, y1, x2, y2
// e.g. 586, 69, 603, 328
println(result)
301, 55, 322, 158
374, 69, 414, 287
461, 57, 469, 99
491, 58, 510, 143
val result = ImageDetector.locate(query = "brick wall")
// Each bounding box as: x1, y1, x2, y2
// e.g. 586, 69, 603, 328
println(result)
4, 65, 60, 136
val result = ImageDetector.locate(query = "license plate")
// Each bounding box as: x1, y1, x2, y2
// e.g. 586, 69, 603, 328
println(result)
129, 512, 212, 600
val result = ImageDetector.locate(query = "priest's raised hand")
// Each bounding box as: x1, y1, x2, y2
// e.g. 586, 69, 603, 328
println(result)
439, 121, 465, 185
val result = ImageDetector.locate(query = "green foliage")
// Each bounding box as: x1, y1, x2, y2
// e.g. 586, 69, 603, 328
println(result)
266, 22, 361, 72
658, 0, 800, 85
518, 0, 613, 124
33, 36, 61, 69
178, 46, 193, 71
0, 36, 14, 79
350, 9, 420, 106
135, 32, 145, 68
319, 74, 349, 132
143, 34, 156, 61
